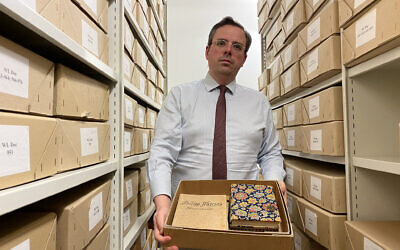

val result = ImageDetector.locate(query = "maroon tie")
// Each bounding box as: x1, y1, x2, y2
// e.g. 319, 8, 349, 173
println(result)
212, 85, 227, 179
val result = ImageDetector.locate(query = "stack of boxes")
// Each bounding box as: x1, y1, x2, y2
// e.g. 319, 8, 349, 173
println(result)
123, 170, 140, 236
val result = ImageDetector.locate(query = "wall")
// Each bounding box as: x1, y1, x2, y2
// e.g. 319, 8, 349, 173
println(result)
167, 0, 261, 91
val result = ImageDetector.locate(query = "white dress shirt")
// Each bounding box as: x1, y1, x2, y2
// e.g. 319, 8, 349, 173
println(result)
148, 73, 285, 198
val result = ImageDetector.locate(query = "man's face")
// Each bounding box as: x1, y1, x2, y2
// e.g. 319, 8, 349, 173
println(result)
205, 25, 247, 80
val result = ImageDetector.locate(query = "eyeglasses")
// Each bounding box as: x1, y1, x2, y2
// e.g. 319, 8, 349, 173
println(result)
213, 39, 245, 52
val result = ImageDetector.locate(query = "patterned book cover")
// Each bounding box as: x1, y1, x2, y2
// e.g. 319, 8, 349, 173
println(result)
229, 183, 281, 231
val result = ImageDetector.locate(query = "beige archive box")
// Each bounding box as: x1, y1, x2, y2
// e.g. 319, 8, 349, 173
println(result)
56, 119, 110, 172
287, 192, 304, 231
284, 126, 303, 151
278, 128, 287, 149
272, 107, 283, 129
269, 55, 283, 81
156, 88, 164, 106
258, 0, 267, 15
343, 0, 400, 67
157, 71, 166, 93
282, 0, 312, 42
124, 18, 135, 57
273, 30, 286, 56
297, 198, 346, 250
267, 76, 281, 102
283, 99, 303, 127
302, 86, 343, 124
292, 223, 326, 250
124, 169, 139, 208
134, 64, 148, 95
147, 62, 157, 85
258, 1, 269, 32
54, 64, 109, 121
124, 126, 134, 157
0, 112, 57, 190
134, 103, 147, 128
258, 68, 270, 91
134, 128, 150, 154
0, 35, 54, 116
280, 61, 302, 97
147, 81, 157, 102
284, 157, 305, 196
137, 2, 150, 40
20, 0, 60, 29
300, 35, 341, 87
133, 40, 148, 74
281, 36, 299, 71
123, 51, 135, 84
302, 121, 344, 156
281, 0, 301, 20
298, 0, 340, 57
86, 223, 110, 250
266, 15, 282, 50
304, 0, 330, 17
72, 0, 109, 33
123, 198, 138, 236
124, 94, 137, 127
0, 212, 56, 250
138, 187, 152, 215
137, 163, 150, 191
338, 0, 376, 28
146, 108, 157, 129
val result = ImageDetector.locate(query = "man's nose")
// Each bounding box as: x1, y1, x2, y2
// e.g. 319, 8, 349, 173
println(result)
224, 43, 232, 54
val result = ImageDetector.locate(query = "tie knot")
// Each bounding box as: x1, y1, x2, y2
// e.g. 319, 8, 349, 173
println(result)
219, 85, 227, 94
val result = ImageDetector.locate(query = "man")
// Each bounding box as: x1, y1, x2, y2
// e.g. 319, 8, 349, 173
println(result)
147, 16, 286, 249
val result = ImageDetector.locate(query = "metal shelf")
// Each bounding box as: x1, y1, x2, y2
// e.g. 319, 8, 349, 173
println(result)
124, 80, 161, 110
0, 0, 117, 83
148, 0, 166, 41
282, 150, 345, 165
0, 160, 118, 216
353, 156, 400, 176
124, 203, 155, 250
271, 73, 341, 109
124, 5, 166, 77
124, 153, 150, 167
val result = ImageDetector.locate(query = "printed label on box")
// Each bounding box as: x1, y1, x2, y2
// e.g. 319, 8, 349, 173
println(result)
11, 239, 30, 250
287, 195, 293, 214
82, 20, 99, 56
310, 175, 322, 200
89, 192, 103, 231
354, 0, 366, 9
284, 71, 292, 89
307, 48, 319, 75
286, 167, 294, 186
139, 108, 145, 125
286, 12, 294, 32
0, 125, 30, 178
310, 129, 322, 151
125, 98, 133, 120
288, 104, 295, 122
273, 111, 278, 127
0, 46, 29, 99
287, 130, 295, 147
80, 127, 99, 156
356, 9, 376, 48
124, 131, 131, 153
284, 45, 292, 66
309, 96, 320, 119
294, 231, 301, 250
123, 208, 130, 231
151, 113, 156, 127
305, 208, 318, 236
20, 0, 36, 10
123, 55, 131, 78
143, 133, 148, 150
364, 237, 383, 250
84, 0, 97, 15
140, 77, 146, 94
126, 179, 133, 200
307, 17, 320, 46
125, 26, 133, 52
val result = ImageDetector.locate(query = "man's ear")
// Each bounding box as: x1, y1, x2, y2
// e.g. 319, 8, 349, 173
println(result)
205, 45, 210, 60
240, 54, 247, 67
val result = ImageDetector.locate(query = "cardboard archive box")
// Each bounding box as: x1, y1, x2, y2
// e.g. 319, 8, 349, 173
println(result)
138, 187, 151, 215
300, 35, 341, 87
133, 40, 148, 74
284, 126, 303, 151
0, 112, 57, 190
137, 164, 150, 191
0, 35, 54, 116
287, 192, 304, 231
342, 0, 400, 67
123, 50, 135, 84
272, 107, 283, 129
298, 0, 340, 57
302, 121, 344, 156
147, 81, 157, 102
292, 223, 326, 250
283, 99, 303, 127
56, 119, 110, 172
302, 86, 343, 124
124, 94, 137, 127
345, 221, 400, 250
146, 108, 157, 129
54, 64, 109, 121
146, 61, 157, 85
281, 0, 312, 42
123, 198, 138, 236
258, 68, 270, 91
281, 36, 299, 71
156, 89, 164, 106
136, 2, 150, 40
124, 169, 139, 208
157, 71, 166, 93
278, 128, 287, 149
258, 1, 268, 32
124, 126, 134, 157
85, 223, 110, 250
280, 61, 302, 97
134, 104, 147, 128
164, 180, 293, 250
124, 18, 135, 57
268, 76, 281, 102
297, 197, 346, 250
133, 128, 150, 154
270, 55, 283, 81
338, 0, 376, 28
284, 158, 305, 196
266, 15, 282, 50
72, 0, 109, 33
134, 64, 148, 95
273, 30, 286, 56
280, 0, 301, 20
304, 0, 330, 18
0, 212, 56, 250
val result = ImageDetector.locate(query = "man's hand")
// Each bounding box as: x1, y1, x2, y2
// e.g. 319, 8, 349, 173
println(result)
278, 180, 287, 204
153, 195, 178, 250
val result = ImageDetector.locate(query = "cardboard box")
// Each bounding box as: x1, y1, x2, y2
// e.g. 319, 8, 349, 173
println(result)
278, 129, 287, 149
282, 0, 312, 42
284, 158, 305, 196
0, 212, 56, 249
270, 55, 283, 81
124, 169, 139, 208
292, 223, 326, 250
265, 46, 275, 67
266, 16, 282, 50
72, 0, 108, 33
302, 86, 343, 124
287, 192, 304, 231
342, 0, 400, 67
156, 89, 164, 106
85, 223, 110, 250
164, 180, 293, 250
273, 30, 286, 56
136, 3, 150, 39
134, 40, 148, 74
258, 0, 267, 15
300, 35, 341, 87
147, 81, 157, 101
258, 1, 269, 32
338, 0, 376, 28
157, 71, 166, 93
54, 64, 109, 121
133, 64, 148, 95
283, 99, 303, 127
302, 121, 344, 156
298, 0, 340, 57
138, 187, 151, 215
272, 107, 284, 129
297, 198, 346, 250
266, 0, 281, 19
134, 128, 150, 154
258, 68, 270, 91
124, 126, 134, 157
150, 128, 155, 144
280, 0, 301, 20
281, 36, 299, 71
280, 61, 302, 97
123, 198, 138, 236
0, 35, 54, 116
20, 0, 60, 31
345, 221, 400, 250
56, 119, 110, 172
0, 112, 57, 190
124, 94, 137, 127
123, 51, 135, 84
146, 107, 157, 129
304, 0, 330, 18
134, 104, 147, 128
146, 62, 157, 85
137, 164, 150, 192
124, 18, 135, 57
268, 76, 281, 102
284, 126, 303, 151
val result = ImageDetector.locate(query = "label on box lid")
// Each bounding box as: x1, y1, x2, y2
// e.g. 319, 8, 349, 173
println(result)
126, 179, 133, 200
125, 98, 134, 120
140, 77, 146, 94
80, 127, 99, 156
286, 12, 294, 32
124, 131, 131, 153
287, 195, 293, 214
305, 208, 318, 236
287, 130, 295, 147
307, 17, 320, 46
151, 113, 156, 127
284, 45, 292, 66
309, 96, 320, 119
84, 0, 97, 15
286, 167, 294, 186
89, 192, 103, 231
310, 129, 322, 151
364, 237, 383, 250
0, 46, 29, 99
307, 48, 319, 75
123, 55, 131, 77
273, 111, 278, 127
288, 104, 295, 122
354, 0, 367, 9
294, 231, 301, 250
310, 175, 322, 200
356, 9, 376, 48
143, 133, 148, 150
82, 20, 99, 57
123, 208, 130, 231
20, 0, 36, 10
139, 108, 145, 124
11, 239, 30, 250
0, 125, 30, 178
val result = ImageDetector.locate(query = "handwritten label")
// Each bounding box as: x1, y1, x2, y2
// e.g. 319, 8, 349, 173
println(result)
126, 179, 133, 200
82, 20, 98, 56
123, 208, 130, 231
288, 104, 295, 122
307, 48, 319, 75
11, 239, 30, 250
125, 97, 133, 120
310, 176, 322, 200
305, 208, 318, 236
286, 167, 294, 186
80, 127, 99, 156
139, 108, 145, 125
124, 131, 131, 153
356, 9, 376, 48
310, 129, 322, 151
287, 130, 295, 147
89, 192, 103, 231
309, 96, 320, 119
308, 17, 320, 46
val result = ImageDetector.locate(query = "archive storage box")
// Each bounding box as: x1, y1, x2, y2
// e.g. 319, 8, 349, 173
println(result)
272, 107, 283, 129
138, 164, 149, 191
124, 18, 135, 57
278, 129, 287, 149
146, 108, 157, 129
258, 68, 270, 91
281, 0, 312, 42
281, 37, 298, 72
72, 0, 109, 32
268, 76, 281, 101
123, 50, 135, 84
270, 55, 283, 81
85, 223, 110, 250
164, 180, 293, 250
124, 126, 134, 157
283, 99, 303, 127
123, 169, 139, 208
280, 61, 301, 96
283, 126, 303, 151
292, 223, 325, 250
134, 104, 147, 128
133, 128, 150, 154
338, 0, 376, 27
284, 158, 305, 196
124, 94, 137, 127
138, 187, 151, 215
123, 198, 138, 236
287, 191, 304, 231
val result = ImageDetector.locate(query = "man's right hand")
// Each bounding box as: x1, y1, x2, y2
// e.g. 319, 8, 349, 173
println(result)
153, 194, 178, 250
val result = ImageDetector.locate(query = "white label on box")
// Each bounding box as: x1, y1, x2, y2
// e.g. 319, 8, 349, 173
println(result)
89, 192, 103, 231
310, 129, 322, 151
284, 71, 292, 89
125, 98, 133, 120
286, 12, 294, 32
313, 0, 319, 7
288, 104, 295, 122
141, 230, 146, 248
307, 48, 319, 75
354, 0, 366, 9
284, 45, 292, 66
125, 26, 133, 52
139, 108, 145, 125
0, 46, 29, 99
140, 77, 146, 94
309, 96, 320, 119
151, 113, 156, 127
124, 131, 131, 153
273, 111, 278, 127
0, 125, 30, 178
364, 237, 384, 250
11, 239, 30, 250
356, 9, 376, 48
143, 133, 148, 150
310, 176, 322, 200
84, 0, 97, 15
146, 189, 151, 205
21, 0, 36, 10
123, 55, 131, 77
287, 195, 293, 214
123, 208, 130, 231
126, 179, 133, 200
81, 20, 98, 56
307, 17, 320, 46
286, 167, 294, 186
294, 231, 301, 250
287, 130, 295, 147
305, 208, 318, 236
151, 87, 156, 100
80, 127, 99, 156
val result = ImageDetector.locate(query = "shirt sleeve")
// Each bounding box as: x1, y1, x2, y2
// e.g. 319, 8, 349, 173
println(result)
147, 87, 182, 199
257, 98, 286, 181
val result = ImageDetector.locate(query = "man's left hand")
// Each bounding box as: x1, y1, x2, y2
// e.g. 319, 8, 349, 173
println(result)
278, 181, 287, 204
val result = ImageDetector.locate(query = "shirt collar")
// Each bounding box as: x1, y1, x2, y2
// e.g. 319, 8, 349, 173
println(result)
203, 73, 237, 94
